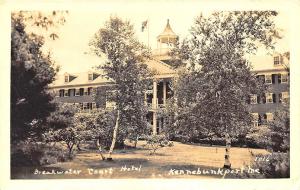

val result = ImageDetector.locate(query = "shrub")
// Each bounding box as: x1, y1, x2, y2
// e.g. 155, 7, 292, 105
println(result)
144, 134, 173, 155
226, 152, 289, 178
11, 142, 69, 167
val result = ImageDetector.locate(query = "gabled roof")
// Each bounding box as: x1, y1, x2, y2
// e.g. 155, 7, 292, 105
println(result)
50, 71, 112, 88
50, 59, 176, 88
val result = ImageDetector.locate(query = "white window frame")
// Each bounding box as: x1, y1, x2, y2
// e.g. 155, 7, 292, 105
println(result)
281, 73, 288, 83
266, 93, 273, 104
265, 75, 272, 84
274, 56, 280, 65
250, 94, 258, 104
83, 102, 88, 110
282, 91, 289, 102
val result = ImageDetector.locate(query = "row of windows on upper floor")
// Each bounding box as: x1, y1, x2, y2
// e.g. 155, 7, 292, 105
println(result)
256, 73, 288, 84
251, 112, 273, 127
56, 88, 94, 97
66, 101, 115, 111
248, 92, 289, 104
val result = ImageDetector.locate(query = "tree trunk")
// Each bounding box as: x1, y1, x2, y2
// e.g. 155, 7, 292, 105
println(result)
67, 141, 75, 159
107, 110, 120, 161
223, 133, 231, 169
133, 135, 139, 148
95, 138, 106, 160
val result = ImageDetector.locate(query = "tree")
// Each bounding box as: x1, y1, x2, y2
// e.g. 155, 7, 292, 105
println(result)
89, 16, 152, 160
11, 11, 67, 143
11, 14, 57, 143
170, 11, 280, 168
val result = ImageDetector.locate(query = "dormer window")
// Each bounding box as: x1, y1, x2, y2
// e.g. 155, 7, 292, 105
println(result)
64, 73, 76, 83
88, 73, 93, 81
274, 56, 280, 65
64, 75, 69, 83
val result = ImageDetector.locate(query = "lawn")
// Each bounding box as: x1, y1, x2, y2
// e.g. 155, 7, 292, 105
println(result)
11, 141, 269, 179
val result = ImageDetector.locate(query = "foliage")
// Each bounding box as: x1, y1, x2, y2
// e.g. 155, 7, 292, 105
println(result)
13, 11, 67, 40
11, 142, 69, 167
227, 152, 289, 178
89, 16, 152, 157
42, 103, 82, 158
167, 11, 280, 143
144, 134, 173, 155
74, 110, 117, 149
268, 103, 290, 152
246, 125, 272, 149
11, 13, 57, 142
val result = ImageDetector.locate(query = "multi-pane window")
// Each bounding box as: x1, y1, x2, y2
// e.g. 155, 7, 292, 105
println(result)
266, 93, 273, 103
274, 56, 280, 65
250, 94, 257, 104
265, 75, 272, 84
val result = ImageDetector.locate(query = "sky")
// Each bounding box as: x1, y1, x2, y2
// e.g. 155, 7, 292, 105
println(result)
34, 2, 291, 74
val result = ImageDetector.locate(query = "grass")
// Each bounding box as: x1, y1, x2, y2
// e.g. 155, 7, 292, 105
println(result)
11, 141, 269, 179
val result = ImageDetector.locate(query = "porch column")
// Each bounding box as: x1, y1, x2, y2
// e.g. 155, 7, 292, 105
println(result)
152, 79, 157, 135
163, 80, 167, 105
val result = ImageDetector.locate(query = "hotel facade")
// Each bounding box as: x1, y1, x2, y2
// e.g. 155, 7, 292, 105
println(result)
49, 20, 289, 134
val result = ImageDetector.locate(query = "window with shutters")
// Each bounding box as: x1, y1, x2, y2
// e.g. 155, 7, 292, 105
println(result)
266, 93, 273, 103
281, 74, 288, 83
265, 75, 272, 84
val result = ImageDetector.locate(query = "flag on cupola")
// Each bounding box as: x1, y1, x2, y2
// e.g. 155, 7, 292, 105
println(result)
141, 20, 148, 32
